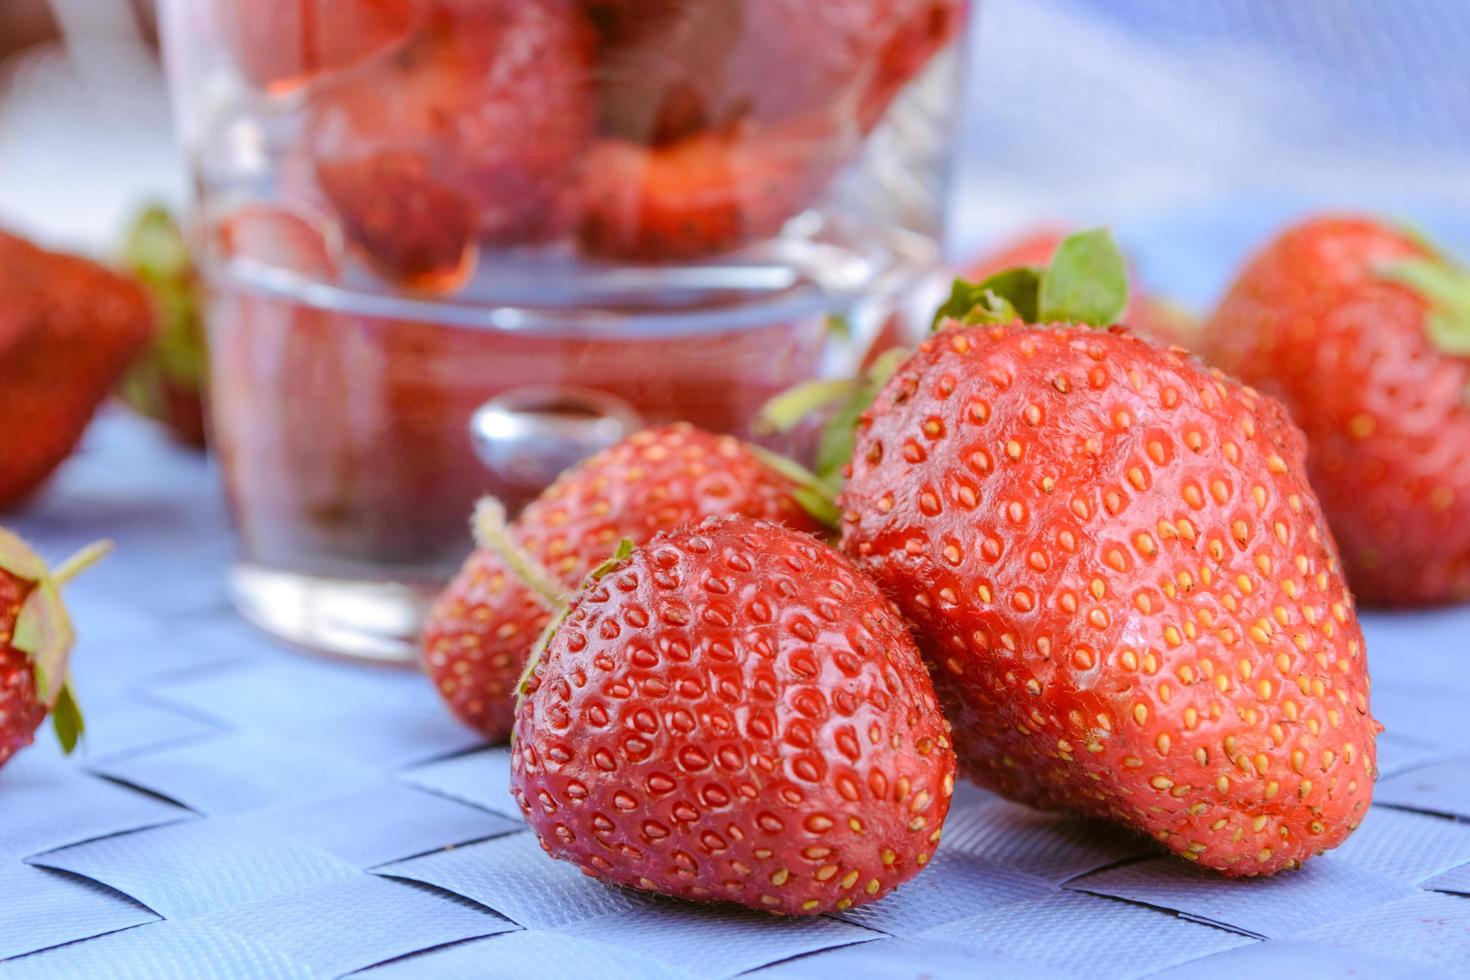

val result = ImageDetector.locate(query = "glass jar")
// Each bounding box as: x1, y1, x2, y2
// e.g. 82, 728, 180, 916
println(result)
158, 0, 973, 662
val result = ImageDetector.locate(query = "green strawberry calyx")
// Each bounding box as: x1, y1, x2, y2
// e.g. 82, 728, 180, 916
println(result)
1379, 255, 1470, 357
0, 531, 111, 754
118, 204, 206, 420
934, 227, 1130, 330
123, 205, 204, 382
472, 497, 565, 608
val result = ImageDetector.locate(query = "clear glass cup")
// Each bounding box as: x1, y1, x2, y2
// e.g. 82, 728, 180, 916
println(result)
158, 0, 973, 662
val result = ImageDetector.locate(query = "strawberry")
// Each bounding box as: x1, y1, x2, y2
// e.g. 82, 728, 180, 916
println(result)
839, 231, 1377, 876
219, 0, 422, 93
577, 122, 840, 261
510, 516, 955, 914
316, 150, 478, 293
1201, 216, 1470, 607
591, 0, 962, 143
0, 531, 108, 769
422, 423, 836, 741
117, 205, 209, 449
0, 229, 154, 510
304, 0, 595, 270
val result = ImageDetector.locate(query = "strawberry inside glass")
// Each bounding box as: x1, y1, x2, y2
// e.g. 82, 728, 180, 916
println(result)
160, 0, 969, 660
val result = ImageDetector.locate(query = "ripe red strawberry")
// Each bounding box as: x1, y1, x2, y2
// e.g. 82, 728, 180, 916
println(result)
422, 423, 835, 741
511, 516, 955, 914
577, 122, 840, 261
0, 229, 154, 510
1201, 216, 1470, 607
219, 0, 422, 93
0, 531, 108, 769
305, 0, 595, 266
839, 232, 1377, 876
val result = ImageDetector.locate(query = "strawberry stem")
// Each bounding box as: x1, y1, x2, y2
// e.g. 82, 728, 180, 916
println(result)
756, 379, 857, 434
472, 498, 563, 608
52, 540, 113, 587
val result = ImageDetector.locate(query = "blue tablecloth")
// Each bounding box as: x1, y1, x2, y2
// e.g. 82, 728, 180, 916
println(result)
0, 403, 1468, 979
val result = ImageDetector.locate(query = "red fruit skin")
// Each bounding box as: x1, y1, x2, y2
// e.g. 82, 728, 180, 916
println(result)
511, 517, 955, 914
840, 322, 1377, 876
577, 123, 840, 261
306, 1, 595, 252
162, 381, 209, 450
220, 0, 422, 92
419, 548, 550, 740
592, 0, 962, 142
422, 423, 832, 740
1202, 217, 1470, 607
0, 231, 154, 510
0, 568, 45, 769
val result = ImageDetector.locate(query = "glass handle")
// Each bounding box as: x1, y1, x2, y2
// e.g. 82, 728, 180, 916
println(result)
469, 386, 643, 493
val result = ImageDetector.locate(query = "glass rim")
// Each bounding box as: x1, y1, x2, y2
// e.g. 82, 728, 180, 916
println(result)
205, 229, 940, 338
